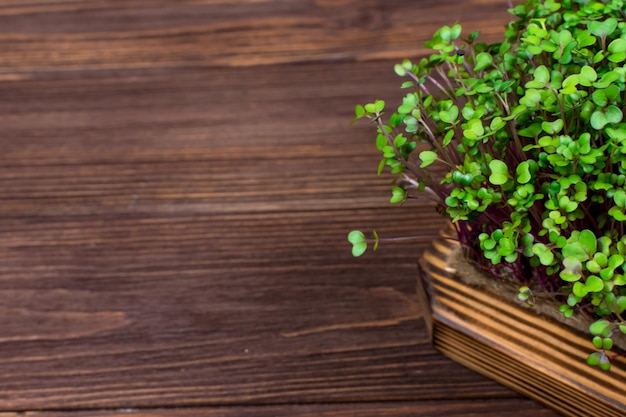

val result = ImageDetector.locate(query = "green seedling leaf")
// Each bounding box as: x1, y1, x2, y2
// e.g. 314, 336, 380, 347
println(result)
355, 105, 365, 118
579, 230, 597, 256
605, 106, 623, 124
593, 336, 604, 349
587, 352, 602, 366
516, 161, 532, 184
443, 129, 455, 146
533, 65, 550, 84
542, 119, 564, 134
614, 189, 626, 208
594, 71, 619, 89
450, 23, 462, 40
592, 90, 608, 107
489, 159, 509, 185
591, 111, 608, 130
390, 187, 406, 204
609, 206, 626, 221
579, 66, 598, 86
520, 89, 542, 108
419, 150, 438, 168
606, 126, 626, 141
573, 281, 588, 297
474, 52, 493, 71
588, 18, 618, 38
617, 296, 626, 314
348, 230, 367, 257
559, 304, 574, 318
498, 237, 515, 256
533, 243, 554, 266
585, 275, 604, 292
394, 64, 407, 77
561, 74, 579, 94
589, 319, 611, 336
490, 116, 506, 132
608, 38, 626, 54
439, 105, 459, 124
561, 256, 583, 282
464, 118, 485, 139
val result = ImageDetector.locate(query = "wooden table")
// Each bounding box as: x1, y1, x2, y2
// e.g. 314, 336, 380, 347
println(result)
0, 1, 559, 415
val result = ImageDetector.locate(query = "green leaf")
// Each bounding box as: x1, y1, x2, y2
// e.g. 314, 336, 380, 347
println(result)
348, 230, 367, 257
520, 89, 542, 108
390, 187, 405, 204
590, 111, 608, 130
474, 52, 493, 72
559, 304, 574, 318
372, 230, 379, 251
605, 105, 623, 124
443, 129, 455, 146
588, 18, 618, 38
533, 243, 554, 266
488, 160, 509, 185
439, 105, 459, 124
450, 23, 462, 40
489, 116, 506, 132
593, 71, 619, 89
592, 90, 608, 107
579, 230, 597, 256
585, 275, 604, 292
355, 105, 365, 118
419, 150, 438, 168
560, 74, 579, 94
579, 66, 598, 86
573, 281, 588, 297
516, 161, 532, 184
533, 65, 550, 84
561, 256, 583, 282
589, 319, 611, 336
606, 126, 626, 141
609, 206, 626, 221
608, 38, 626, 54
593, 336, 604, 349
498, 237, 515, 256
394, 64, 407, 77
587, 352, 602, 366
608, 51, 626, 63
465, 118, 485, 139
614, 189, 626, 207
541, 119, 564, 134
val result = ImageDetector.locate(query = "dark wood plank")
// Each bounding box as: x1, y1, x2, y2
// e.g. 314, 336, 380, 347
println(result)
0, 0, 557, 413
0, 400, 558, 416
0, 0, 511, 72
0, 60, 547, 411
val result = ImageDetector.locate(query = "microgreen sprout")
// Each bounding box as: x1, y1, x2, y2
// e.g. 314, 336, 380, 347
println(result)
349, 0, 626, 370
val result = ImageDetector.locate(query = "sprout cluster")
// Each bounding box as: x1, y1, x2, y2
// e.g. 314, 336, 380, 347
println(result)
350, 0, 626, 369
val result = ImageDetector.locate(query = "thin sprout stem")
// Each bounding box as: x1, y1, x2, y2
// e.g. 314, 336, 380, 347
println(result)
369, 235, 460, 244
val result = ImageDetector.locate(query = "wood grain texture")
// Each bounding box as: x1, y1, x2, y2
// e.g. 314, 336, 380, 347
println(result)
0, 60, 521, 410
0, 0, 510, 72
419, 233, 626, 417
0, 400, 557, 416
0, 0, 558, 414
